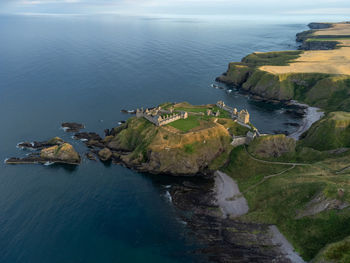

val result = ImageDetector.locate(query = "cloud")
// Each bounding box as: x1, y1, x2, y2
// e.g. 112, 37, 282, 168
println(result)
2, 0, 350, 17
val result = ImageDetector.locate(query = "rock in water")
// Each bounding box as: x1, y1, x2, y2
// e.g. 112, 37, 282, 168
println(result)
17, 137, 64, 149
61, 122, 85, 132
40, 143, 81, 164
98, 148, 112, 162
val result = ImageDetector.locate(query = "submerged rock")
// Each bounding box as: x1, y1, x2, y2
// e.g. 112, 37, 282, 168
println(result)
73, 132, 102, 141
61, 122, 85, 132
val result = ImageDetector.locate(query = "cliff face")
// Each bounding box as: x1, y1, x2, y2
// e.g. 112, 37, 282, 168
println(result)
107, 117, 232, 175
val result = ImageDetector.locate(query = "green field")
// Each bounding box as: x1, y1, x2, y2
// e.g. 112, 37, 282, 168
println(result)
167, 115, 200, 132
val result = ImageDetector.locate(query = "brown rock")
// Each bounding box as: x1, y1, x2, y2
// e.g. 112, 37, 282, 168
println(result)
98, 148, 112, 162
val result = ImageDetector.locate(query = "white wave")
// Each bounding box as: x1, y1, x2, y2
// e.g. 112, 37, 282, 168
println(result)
3, 158, 9, 164
16, 142, 24, 149
44, 161, 55, 166
177, 219, 188, 225
162, 185, 172, 189
61, 127, 69, 132
164, 191, 172, 203
80, 138, 88, 142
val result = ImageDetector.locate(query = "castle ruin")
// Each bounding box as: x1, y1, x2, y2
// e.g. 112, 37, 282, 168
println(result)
216, 101, 250, 124
136, 106, 188, 126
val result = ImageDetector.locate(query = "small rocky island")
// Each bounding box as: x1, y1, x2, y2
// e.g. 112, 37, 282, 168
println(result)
6, 137, 81, 165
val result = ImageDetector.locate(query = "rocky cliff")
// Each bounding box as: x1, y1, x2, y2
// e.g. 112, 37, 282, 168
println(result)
106, 117, 232, 175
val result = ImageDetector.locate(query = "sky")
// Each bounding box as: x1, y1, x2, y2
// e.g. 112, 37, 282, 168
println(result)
1, 0, 350, 18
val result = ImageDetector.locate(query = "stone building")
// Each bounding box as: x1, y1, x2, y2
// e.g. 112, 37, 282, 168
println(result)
216, 101, 250, 124
238, 109, 250, 124
136, 107, 188, 126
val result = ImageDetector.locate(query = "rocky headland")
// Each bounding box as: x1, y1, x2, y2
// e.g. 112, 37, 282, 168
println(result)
216, 22, 350, 113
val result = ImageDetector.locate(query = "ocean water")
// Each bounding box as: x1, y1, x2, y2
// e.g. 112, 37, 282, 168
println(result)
0, 14, 308, 262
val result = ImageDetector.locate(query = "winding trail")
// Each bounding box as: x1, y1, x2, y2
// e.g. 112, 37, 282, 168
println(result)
239, 146, 313, 194
244, 145, 310, 166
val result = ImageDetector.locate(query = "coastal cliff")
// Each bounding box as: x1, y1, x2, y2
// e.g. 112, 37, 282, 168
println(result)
216, 22, 350, 112
106, 116, 232, 175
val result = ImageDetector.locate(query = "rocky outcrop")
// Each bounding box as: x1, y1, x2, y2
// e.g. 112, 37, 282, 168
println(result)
248, 134, 296, 158
98, 148, 112, 162
40, 143, 81, 164
105, 118, 232, 175
17, 137, 64, 149
6, 142, 81, 165
61, 122, 85, 132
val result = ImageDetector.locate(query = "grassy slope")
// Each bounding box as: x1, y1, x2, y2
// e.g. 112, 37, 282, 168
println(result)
223, 135, 350, 261
301, 111, 350, 150
313, 236, 350, 263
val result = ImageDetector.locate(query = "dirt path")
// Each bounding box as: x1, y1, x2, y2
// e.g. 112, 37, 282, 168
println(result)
214, 171, 249, 218
242, 165, 295, 194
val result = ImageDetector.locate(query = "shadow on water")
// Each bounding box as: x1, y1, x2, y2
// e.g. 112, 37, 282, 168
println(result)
46, 163, 79, 172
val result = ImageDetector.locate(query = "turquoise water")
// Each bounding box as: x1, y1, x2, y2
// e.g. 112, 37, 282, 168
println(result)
0, 15, 307, 262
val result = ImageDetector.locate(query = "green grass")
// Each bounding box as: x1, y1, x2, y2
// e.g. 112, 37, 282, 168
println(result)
314, 236, 350, 263
222, 139, 350, 261
223, 48, 350, 112
184, 144, 194, 153
175, 107, 207, 113
167, 115, 200, 132
301, 111, 350, 150
242, 51, 302, 66
217, 118, 251, 136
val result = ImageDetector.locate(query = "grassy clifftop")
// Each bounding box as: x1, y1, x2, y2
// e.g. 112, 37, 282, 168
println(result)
217, 22, 350, 112
106, 103, 253, 175
301, 111, 350, 150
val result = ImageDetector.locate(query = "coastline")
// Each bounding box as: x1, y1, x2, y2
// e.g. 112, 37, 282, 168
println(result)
214, 170, 249, 218
213, 171, 305, 263
288, 101, 324, 140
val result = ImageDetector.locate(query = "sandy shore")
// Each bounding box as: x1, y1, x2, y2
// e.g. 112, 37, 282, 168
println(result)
214, 171, 249, 218
289, 101, 324, 140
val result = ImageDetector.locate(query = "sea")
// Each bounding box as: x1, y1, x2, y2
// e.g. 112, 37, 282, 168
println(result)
0, 14, 321, 262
